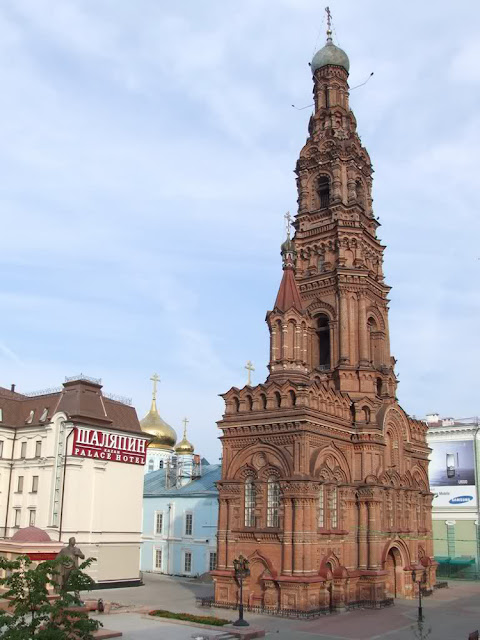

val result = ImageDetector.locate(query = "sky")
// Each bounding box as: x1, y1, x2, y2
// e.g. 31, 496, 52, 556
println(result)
0, 0, 479, 464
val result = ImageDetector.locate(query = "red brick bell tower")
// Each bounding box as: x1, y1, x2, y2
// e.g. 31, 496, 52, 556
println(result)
212, 13, 436, 613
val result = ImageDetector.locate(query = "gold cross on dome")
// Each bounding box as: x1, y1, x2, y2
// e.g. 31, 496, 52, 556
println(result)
284, 211, 293, 239
245, 360, 255, 386
325, 6, 332, 35
150, 373, 160, 399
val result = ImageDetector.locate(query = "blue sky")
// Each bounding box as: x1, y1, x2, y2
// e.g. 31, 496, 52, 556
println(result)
0, 0, 479, 463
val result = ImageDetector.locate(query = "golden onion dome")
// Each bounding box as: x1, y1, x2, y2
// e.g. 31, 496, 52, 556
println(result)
174, 418, 194, 455
140, 376, 177, 450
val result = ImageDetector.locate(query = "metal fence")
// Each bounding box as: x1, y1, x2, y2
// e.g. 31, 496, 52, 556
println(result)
196, 596, 394, 619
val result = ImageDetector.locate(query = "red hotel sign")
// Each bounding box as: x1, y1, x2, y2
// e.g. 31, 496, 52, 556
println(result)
72, 427, 148, 466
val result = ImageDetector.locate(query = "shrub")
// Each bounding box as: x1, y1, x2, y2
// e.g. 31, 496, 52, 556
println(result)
149, 609, 230, 626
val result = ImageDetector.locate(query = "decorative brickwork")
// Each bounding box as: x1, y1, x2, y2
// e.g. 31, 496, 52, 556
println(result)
212, 36, 436, 611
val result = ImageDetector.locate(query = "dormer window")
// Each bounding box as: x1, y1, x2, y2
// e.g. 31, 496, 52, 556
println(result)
39, 408, 48, 422
25, 410, 34, 424
0, 408, 3, 422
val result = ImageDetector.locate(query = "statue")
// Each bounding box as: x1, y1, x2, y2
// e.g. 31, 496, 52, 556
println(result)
55, 537, 85, 593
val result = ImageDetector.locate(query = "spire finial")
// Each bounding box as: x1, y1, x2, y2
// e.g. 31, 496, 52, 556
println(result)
325, 6, 333, 42
182, 416, 189, 439
150, 373, 160, 411
284, 211, 293, 240
245, 360, 255, 386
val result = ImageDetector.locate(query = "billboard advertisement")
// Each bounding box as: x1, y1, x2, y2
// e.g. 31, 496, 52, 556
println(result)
430, 439, 477, 508
72, 426, 147, 466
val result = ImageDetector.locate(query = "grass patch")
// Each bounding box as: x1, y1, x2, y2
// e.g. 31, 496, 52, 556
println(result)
149, 609, 231, 626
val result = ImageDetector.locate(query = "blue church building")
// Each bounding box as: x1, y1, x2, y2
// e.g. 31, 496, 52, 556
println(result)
141, 461, 221, 577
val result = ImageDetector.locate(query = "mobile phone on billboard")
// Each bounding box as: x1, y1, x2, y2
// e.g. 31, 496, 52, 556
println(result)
446, 453, 456, 478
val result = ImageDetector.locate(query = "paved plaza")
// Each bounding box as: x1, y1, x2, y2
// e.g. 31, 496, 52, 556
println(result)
82, 574, 480, 639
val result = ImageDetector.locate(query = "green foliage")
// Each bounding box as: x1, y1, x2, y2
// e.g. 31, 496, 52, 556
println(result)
149, 609, 231, 626
0, 555, 102, 639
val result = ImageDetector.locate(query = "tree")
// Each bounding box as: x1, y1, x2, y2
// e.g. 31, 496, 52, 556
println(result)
0, 555, 102, 639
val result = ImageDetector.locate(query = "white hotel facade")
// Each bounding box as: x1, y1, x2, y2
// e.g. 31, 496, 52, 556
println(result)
0, 376, 150, 587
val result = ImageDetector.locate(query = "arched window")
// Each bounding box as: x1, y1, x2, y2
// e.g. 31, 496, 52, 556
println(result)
267, 477, 280, 527
288, 390, 296, 407
318, 485, 325, 528
356, 179, 366, 209
246, 395, 253, 411
376, 377, 382, 397
233, 397, 240, 413
274, 392, 281, 408
260, 394, 267, 410
363, 406, 370, 423
329, 486, 338, 529
317, 176, 330, 209
159, 460, 164, 469
315, 314, 330, 370
244, 478, 256, 527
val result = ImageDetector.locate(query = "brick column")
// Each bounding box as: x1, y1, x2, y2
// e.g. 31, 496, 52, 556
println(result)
339, 294, 349, 363
293, 498, 304, 575
282, 498, 293, 575
218, 498, 228, 569
358, 501, 368, 569
367, 500, 379, 569
358, 295, 369, 365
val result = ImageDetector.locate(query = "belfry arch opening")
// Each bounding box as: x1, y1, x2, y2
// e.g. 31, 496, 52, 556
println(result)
317, 176, 330, 209
313, 314, 331, 370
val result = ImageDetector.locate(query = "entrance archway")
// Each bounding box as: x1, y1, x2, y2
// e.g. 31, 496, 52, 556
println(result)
385, 547, 402, 597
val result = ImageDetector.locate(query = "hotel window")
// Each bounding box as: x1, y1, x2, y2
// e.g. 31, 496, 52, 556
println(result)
318, 485, 325, 528
0, 440, 3, 458
155, 549, 162, 570
14, 509, 21, 528
184, 551, 192, 573
26, 410, 34, 424
31, 476, 39, 493
185, 513, 193, 536
17, 476, 24, 493
35, 441, 42, 457
148, 460, 154, 472
0, 408, 3, 422
39, 408, 48, 422
267, 476, 280, 528
29, 510, 36, 527
20, 441, 27, 459
329, 486, 338, 529
155, 512, 163, 535
244, 478, 256, 527
209, 552, 217, 571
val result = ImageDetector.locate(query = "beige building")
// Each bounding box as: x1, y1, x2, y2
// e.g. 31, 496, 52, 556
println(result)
0, 375, 149, 587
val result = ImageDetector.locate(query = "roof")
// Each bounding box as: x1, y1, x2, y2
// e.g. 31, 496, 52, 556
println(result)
274, 267, 304, 313
144, 464, 221, 498
11, 526, 52, 543
0, 378, 142, 435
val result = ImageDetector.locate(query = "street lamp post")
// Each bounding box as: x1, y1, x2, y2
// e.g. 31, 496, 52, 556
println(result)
412, 569, 426, 622
233, 555, 250, 627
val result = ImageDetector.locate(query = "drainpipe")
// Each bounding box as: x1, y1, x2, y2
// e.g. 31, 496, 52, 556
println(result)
474, 423, 480, 570
58, 427, 75, 542
3, 429, 17, 538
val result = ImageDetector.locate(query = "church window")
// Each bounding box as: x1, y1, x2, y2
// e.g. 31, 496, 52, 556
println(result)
318, 486, 325, 528
185, 513, 193, 536
363, 406, 370, 423
356, 179, 366, 209
315, 314, 330, 370
376, 377, 382, 397
148, 460, 154, 472
329, 486, 338, 529
267, 477, 280, 528
289, 390, 296, 407
246, 395, 253, 411
274, 392, 281, 408
159, 460, 164, 469
317, 176, 330, 209
155, 512, 163, 535
209, 552, 217, 571
233, 397, 240, 412
244, 478, 256, 527
260, 394, 267, 410
184, 551, 192, 573
155, 549, 162, 570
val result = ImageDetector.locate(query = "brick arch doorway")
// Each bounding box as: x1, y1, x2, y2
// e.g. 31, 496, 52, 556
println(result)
385, 547, 402, 598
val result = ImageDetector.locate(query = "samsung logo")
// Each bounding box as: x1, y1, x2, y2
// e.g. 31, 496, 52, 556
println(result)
449, 496, 474, 505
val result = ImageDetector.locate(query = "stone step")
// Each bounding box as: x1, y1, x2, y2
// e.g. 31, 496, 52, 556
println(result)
93, 629, 122, 639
